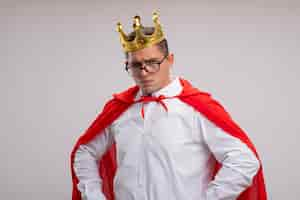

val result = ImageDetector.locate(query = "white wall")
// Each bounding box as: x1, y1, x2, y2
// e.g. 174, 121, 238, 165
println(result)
1, 0, 299, 199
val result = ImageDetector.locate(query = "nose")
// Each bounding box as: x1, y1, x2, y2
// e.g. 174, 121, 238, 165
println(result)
138, 63, 149, 76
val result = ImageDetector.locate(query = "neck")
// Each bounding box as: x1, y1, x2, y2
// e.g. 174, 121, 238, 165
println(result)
142, 92, 152, 96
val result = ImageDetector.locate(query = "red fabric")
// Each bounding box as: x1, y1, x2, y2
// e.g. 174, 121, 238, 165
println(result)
70, 77, 267, 200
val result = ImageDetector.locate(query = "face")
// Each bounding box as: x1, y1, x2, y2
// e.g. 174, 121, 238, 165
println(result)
126, 45, 174, 95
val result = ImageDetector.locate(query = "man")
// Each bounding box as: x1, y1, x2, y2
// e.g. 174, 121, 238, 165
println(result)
70, 11, 267, 200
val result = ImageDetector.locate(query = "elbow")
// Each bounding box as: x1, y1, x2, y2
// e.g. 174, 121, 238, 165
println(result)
246, 149, 261, 175
240, 152, 261, 185
249, 155, 260, 179
224, 150, 261, 185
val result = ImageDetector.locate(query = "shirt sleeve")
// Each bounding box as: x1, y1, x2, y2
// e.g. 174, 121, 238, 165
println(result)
73, 127, 114, 200
198, 113, 260, 200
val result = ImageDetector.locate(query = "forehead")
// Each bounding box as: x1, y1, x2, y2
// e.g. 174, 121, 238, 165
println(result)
127, 45, 163, 62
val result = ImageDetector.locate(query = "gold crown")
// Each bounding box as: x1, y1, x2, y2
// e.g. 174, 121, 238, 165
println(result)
116, 11, 165, 52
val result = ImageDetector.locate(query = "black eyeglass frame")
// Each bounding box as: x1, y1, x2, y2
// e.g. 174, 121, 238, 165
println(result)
125, 54, 168, 75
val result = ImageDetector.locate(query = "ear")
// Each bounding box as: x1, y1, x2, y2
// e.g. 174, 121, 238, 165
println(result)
167, 53, 174, 65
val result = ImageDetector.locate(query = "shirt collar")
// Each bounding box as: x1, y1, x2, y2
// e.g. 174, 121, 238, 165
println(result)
135, 76, 182, 100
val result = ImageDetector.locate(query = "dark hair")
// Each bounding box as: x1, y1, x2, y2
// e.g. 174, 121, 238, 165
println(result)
125, 26, 169, 59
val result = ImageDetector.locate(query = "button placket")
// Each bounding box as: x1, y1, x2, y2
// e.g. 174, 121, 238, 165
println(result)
137, 102, 148, 190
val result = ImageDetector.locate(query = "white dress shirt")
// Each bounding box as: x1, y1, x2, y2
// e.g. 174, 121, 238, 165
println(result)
73, 77, 260, 200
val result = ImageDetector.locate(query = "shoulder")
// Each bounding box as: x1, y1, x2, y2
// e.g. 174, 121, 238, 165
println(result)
178, 78, 232, 120
101, 84, 139, 108
112, 85, 139, 103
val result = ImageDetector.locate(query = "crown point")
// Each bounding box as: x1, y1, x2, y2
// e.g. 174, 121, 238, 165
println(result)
116, 22, 122, 32
152, 11, 159, 22
134, 15, 141, 20
133, 15, 141, 29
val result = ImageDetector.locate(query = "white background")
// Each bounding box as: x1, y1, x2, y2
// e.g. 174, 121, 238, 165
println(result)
1, 0, 299, 199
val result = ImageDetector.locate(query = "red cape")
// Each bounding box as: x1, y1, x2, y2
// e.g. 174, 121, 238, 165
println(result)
70, 78, 267, 200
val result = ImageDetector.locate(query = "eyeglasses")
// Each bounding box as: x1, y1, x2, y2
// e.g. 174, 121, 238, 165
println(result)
125, 54, 168, 75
